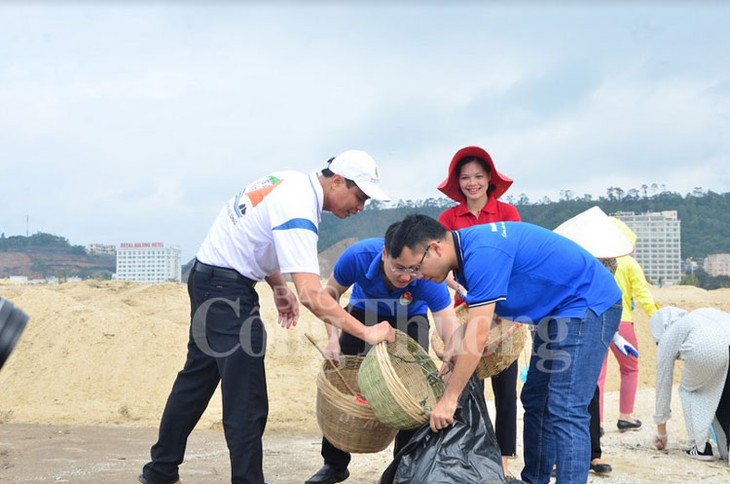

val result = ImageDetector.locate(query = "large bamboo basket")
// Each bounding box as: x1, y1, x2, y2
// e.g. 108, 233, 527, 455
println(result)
431, 303, 527, 379
316, 355, 397, 453
358, 330, 445, 430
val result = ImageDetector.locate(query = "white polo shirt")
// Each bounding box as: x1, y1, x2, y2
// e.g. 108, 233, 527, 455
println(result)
196, 171, 323, 281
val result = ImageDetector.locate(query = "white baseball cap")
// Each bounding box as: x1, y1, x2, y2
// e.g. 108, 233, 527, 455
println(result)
328, 150, 390, 201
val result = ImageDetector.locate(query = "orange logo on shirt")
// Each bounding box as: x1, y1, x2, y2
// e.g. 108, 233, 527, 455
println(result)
245, 176, 282, 208
235, 176, 283, 217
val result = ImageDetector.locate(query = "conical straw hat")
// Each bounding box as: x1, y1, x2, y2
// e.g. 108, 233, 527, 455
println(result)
553, 206, 633, 258
609, 216, 637, 246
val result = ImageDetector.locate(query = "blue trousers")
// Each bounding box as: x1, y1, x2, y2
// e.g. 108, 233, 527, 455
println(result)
520, 302, 621, 484
142, 266, 267, 484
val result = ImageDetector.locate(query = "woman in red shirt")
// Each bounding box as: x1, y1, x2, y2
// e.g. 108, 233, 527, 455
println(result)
437, 145, 521, 479
438, 146, 520, 230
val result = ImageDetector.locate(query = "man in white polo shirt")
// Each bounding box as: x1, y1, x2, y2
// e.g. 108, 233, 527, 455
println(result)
140, 150, 394, 484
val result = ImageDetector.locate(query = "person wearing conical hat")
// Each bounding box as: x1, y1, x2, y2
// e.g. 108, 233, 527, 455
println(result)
596, 217, 660, 434
553, 206, 639, 477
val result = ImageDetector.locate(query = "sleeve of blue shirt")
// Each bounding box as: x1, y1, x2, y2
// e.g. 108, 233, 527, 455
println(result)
332, 245, 359, 288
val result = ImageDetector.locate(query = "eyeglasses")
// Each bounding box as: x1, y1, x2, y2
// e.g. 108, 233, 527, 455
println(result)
387, 245, 430, 276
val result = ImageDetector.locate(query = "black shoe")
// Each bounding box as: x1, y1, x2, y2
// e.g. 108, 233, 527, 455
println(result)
305, 465, 350, 484
686, 442, 715, 461
590, 461, 612, 474
616, 419, 642, 432
138, 475, 180, 484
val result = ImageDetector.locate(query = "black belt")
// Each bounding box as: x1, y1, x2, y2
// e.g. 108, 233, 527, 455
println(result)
193, 260, 256, 286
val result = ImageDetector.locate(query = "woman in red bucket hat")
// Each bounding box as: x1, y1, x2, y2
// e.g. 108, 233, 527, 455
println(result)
437, 146, 519, 227
437, 145, 522, 480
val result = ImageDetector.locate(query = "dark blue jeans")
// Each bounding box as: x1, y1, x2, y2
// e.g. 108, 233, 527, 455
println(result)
142, 267, 267, 484
520, 302, 621, 484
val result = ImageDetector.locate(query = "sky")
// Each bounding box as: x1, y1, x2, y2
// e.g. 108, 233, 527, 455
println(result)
1, 1, 729, 261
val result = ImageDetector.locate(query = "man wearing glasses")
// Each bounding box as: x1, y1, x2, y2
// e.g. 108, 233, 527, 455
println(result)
306, 221, 459, 484
387, 214, 622, 484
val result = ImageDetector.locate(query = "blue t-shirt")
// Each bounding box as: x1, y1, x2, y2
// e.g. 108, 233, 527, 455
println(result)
454, 222, 621, 323
333, 238, 451, 319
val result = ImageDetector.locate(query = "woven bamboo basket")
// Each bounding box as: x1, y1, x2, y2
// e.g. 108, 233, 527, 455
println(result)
431, 303, 527, 379
358, 330, 445, 430
316, 355, 397, 453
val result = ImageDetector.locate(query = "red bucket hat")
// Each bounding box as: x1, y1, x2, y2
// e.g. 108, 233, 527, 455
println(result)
437, 146, 514, 202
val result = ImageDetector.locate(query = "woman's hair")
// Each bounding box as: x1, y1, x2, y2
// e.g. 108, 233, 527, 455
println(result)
456, 156, 496, 196
386, 214, 447, 257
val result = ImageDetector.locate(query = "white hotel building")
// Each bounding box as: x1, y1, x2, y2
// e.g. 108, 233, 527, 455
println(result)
115, 242, 182, 284
612, 210, 682, 286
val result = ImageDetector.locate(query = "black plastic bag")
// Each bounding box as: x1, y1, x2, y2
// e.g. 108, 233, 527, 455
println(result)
381, 376, 518, 484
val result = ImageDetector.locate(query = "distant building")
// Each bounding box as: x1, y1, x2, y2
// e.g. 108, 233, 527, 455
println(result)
86, 243, 116, 256
683, 258, 699, 275
703, 253, 730, 277
612, 210, 682, 286
115, 242, 182, 284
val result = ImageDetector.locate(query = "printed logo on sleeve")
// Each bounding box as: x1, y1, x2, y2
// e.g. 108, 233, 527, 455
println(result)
232, 175, 283, 219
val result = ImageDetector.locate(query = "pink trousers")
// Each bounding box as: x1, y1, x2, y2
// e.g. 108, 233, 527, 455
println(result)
597, 321, 639, 421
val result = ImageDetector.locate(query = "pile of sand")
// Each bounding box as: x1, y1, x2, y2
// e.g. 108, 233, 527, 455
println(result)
1, 280, 729, 435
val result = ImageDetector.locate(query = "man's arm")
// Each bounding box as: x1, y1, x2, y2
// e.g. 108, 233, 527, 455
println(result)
443, 272, 467, 298
430, 305, 460, 360
291, 272, 395, 345
264, 272, 299, 329
322, 275, 350, 362
653, 323, 683, 427
626, 257, 659, 317
429, 303, 496, 432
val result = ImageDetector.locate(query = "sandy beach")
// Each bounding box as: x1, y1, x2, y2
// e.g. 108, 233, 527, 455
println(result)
1, 280, 729, 483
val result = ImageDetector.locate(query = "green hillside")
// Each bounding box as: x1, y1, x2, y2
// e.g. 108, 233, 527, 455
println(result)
0, 233, 115, 279
318, 189, 730, 261
3, 188, 729, 284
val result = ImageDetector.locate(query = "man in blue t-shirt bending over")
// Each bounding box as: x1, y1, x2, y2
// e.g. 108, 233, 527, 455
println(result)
387, 214, 621, 484
306, 222, 459, 484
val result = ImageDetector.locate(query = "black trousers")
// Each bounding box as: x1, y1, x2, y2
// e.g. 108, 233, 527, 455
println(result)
321, 305, 429, 470
142, 266, 267, 484
589, 385, 601, 460
491, 360, 518, 457
715, 347, 730, 451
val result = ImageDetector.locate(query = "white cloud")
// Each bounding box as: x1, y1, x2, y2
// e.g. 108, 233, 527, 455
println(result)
1, 3, 729, 259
